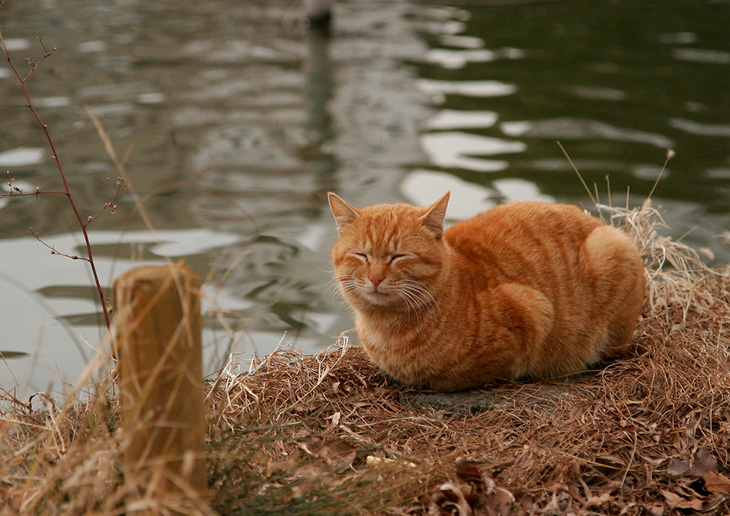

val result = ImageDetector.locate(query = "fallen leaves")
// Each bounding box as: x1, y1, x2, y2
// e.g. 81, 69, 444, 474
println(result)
667, 457, 691, 477
429, 450, 730, 516
659, 489, 702, 511
427, 458, 515, 516
705, 471, 730, 495
645, 447, 727, 515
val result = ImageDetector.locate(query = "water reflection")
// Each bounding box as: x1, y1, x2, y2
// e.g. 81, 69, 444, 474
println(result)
425, 110, 498, 130
423, 47, 524, 69
501, 118, 674, 148
404, 0, 730, 258
0, 147, 45, 166
1, 0, 729, 395
420, 132, 523, 172
419, 78, 518, 99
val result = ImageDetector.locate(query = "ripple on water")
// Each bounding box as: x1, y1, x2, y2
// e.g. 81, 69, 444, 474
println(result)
0, 147, 45, 167
423, 47, 524, 69
35, 96, 72, 108
657, 32, 697, 45
420, 132, 526, 172
419, 79, 518, 101
670, 118, 730, 137
401, 170, 554, 220
402, 169, 495, 220
2, 38, 30, 51
672, 48, 730, 65
493, 178, 554, 205
501, 118, 674, 149
425, 110, 498, 130
568, 86, 627, 101
439, 34, 485, 49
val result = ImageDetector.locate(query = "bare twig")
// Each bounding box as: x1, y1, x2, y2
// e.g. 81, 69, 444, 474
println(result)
29, 227, 89, 262
84, 177, 127, 227
0, 14, 112, 330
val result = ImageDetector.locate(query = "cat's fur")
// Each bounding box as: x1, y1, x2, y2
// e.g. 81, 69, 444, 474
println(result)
328, 192, 646, 392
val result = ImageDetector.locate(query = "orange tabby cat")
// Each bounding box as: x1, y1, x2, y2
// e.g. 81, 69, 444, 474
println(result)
328, 192, 645, 392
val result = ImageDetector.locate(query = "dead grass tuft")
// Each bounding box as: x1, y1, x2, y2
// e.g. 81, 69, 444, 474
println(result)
2, 203, 730, 515
599, 199, 727, 324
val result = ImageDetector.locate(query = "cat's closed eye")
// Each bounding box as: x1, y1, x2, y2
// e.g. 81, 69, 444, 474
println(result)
389, 254, 408, 263
353, 252, 368, 262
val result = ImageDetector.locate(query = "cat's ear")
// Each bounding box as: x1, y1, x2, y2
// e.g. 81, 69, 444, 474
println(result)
420, 192, 450, 239
328, 192, 360, 234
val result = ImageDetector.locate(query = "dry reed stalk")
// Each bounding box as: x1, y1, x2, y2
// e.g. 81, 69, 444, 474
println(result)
599, 200, 724, 325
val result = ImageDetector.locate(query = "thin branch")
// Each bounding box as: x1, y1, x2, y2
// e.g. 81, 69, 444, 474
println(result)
29, 227, 90, 262
0, 23, 111, 330
84, 177, 127, 227
0, 104, 30, 113
2, 173, 68, 197
22, 44, 55, 82
0, 190, 68, 197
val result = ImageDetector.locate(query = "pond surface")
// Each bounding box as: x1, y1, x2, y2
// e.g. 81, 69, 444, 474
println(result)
1, 0, 729, 395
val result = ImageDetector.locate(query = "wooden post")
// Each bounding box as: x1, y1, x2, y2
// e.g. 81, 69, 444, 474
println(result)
113, 261, 208, 515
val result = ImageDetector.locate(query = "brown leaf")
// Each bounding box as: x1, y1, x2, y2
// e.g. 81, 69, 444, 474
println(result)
519, 495, 537, 513
689, 448, 719, 479
705, 471, 730, 495
481, 473, 497, 494
319, 439, 357, 469
676, 498, 703, 511
596, 454, 625, 467
582, 491, 612, 509
703, 495, 729, 513
439, 482, 474, 516
660, 489, 684, 509
455, 457, 482, 483
645, 503, 664, 516
667, 457, 691, 476
484, 487, 514, 516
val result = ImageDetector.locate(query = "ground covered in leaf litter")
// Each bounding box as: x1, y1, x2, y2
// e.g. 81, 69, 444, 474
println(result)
207, 276, 730, 516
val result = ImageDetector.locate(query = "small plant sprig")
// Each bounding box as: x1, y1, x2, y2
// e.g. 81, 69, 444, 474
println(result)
0, 2, 125, 331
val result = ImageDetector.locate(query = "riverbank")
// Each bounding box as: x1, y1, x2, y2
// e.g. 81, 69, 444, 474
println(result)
2, 205, 729, 515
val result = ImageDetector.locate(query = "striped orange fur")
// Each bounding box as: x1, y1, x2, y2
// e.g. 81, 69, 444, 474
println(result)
328, 192, 646, 392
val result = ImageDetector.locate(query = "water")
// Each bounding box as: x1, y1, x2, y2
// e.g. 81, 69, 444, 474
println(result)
1, 0, 728, 395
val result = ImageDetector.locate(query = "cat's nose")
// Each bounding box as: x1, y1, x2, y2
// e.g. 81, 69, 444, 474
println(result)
368, 265, 386, 288
368, 272, 385, 288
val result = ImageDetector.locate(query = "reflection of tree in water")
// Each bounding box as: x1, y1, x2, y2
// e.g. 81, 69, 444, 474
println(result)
303, 4, 338, 203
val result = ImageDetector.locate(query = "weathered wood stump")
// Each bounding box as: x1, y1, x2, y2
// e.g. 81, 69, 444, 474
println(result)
113, 262, 208, 515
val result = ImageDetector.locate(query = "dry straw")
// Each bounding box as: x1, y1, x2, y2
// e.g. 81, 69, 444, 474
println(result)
2, 201, 730, 515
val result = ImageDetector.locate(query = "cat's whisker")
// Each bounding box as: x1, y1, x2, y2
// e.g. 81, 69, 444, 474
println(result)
394, 281, 441, 326
401, 280, 440, 316
332, 275, 363, 299
395, 287, 421, 321
324, 277, 349, 299
403, 280, 437, 305
401, 287, 427, 315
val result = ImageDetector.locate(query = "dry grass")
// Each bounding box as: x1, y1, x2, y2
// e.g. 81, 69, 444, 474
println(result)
2, 203, 730, 515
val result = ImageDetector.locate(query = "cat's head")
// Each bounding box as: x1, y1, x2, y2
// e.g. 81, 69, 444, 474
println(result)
328, 192, 450, 311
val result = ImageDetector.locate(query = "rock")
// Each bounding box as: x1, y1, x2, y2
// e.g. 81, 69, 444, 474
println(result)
399, 391, 501, 416
399, 383, 582, 417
